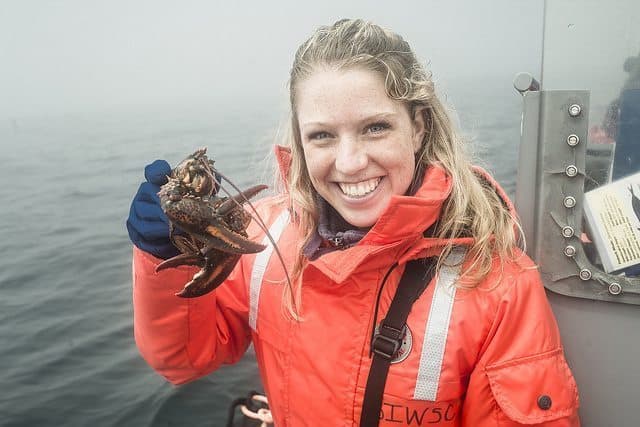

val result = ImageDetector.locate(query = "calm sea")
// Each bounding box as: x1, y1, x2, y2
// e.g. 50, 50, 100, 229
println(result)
0, 86, 522, 426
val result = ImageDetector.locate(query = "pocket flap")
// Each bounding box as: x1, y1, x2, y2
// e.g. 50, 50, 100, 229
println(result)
485, 349, 579, 424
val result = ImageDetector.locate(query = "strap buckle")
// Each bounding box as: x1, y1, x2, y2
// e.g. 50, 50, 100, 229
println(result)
371, 323, 406, 360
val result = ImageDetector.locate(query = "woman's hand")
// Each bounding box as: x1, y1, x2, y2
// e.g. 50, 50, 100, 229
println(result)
126, 160, 180, 259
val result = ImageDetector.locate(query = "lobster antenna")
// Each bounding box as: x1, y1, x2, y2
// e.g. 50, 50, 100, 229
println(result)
213, 168, 296, 310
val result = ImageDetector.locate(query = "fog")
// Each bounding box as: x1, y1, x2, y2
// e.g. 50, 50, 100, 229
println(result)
0, 0, 543, 120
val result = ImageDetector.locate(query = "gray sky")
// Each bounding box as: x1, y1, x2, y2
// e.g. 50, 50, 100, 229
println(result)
0, 0, 543, 119
542, 0, 640, 111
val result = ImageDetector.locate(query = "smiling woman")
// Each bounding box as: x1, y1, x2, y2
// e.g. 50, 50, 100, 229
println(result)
297, 68, 424, 228
128, 18, 581, 426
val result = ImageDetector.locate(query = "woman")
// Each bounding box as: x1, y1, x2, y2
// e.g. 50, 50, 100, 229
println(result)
127, 19, 580, 426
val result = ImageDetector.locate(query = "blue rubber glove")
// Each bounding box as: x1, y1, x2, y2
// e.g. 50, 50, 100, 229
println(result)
126, 160, 181, 259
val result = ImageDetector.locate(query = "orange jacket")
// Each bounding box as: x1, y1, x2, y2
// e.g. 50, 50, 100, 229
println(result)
133, 149, 580, 426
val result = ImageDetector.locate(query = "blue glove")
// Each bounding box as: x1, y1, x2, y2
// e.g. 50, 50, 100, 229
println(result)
126, 160, 181, 259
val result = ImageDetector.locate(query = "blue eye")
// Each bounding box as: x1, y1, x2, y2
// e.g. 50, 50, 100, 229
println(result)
367, 122, 390, 134
308, 131, 331, 140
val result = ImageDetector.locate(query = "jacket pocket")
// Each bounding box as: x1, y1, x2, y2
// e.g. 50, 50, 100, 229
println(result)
485, 348, 579, 424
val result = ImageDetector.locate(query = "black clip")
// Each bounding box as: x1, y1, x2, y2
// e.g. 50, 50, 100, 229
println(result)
371, 323, 406, 360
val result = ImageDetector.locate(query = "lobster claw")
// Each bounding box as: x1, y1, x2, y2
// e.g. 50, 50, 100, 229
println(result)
155, 252, 205, 272
175, 254, 241, 298
196, 184, 268, 255
199, 221, 267, 255
154, 247, 245, 297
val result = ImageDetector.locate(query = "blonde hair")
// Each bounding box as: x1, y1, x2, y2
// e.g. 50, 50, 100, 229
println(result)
281, 19, 522, 318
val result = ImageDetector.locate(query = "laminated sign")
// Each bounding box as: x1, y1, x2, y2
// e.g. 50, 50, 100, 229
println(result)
583, 171, 640, 274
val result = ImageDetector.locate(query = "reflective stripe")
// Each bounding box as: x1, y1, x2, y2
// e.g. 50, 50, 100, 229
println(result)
414, 247, 466, 401
249, 209, 290, 331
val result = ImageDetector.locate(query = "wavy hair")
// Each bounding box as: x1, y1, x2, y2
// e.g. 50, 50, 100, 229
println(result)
280, 19, 523, 319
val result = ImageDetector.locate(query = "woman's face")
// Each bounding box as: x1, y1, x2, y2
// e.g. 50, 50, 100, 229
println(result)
296, 67, 425, 228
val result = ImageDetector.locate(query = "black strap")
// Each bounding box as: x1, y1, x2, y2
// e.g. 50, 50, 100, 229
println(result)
360, 257, 436, 427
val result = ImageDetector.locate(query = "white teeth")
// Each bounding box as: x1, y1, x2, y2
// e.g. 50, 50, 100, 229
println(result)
338, 178, 380, 197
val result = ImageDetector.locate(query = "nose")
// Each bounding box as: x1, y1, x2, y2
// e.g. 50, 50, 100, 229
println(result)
334, 136, 368, 175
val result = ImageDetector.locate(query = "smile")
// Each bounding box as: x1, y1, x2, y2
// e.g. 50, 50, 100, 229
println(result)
338, 177, 381, 197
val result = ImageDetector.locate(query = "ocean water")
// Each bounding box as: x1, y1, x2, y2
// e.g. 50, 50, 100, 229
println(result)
0, 87, 523, 426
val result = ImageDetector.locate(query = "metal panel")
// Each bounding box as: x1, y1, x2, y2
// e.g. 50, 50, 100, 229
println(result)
546, 291, 640, 426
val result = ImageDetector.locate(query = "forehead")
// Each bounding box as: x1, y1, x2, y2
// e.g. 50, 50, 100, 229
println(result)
295, 67, 406, 125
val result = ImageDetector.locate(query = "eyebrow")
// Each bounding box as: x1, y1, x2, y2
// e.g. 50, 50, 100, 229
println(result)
300, 112, 399, 129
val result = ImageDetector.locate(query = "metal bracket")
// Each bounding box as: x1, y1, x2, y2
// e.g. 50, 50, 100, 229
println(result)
514, 72, 640, 305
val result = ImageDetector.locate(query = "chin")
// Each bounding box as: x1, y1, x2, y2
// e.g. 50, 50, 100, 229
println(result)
342, 212, 378, 229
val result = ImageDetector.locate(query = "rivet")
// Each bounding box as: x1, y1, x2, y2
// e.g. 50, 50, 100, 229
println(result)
568, 104, 582, 117
565, 165, 578, 177
563, 196, 576, 208
579, 269, 592, 281
513, 72, 540, 94
608, 282, 622, 295
537, 395, 552, 410
561, 226, 575, 238
564, 245, 576, 257
566, 134, 580, 146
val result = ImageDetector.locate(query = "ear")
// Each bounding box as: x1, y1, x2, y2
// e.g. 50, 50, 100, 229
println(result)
411, 106, 427, 154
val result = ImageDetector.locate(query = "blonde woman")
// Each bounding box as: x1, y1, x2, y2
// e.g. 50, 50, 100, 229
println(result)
127, 19, 580, 426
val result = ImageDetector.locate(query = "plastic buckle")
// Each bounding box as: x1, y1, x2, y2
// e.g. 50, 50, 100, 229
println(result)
372, 323, 406, 360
